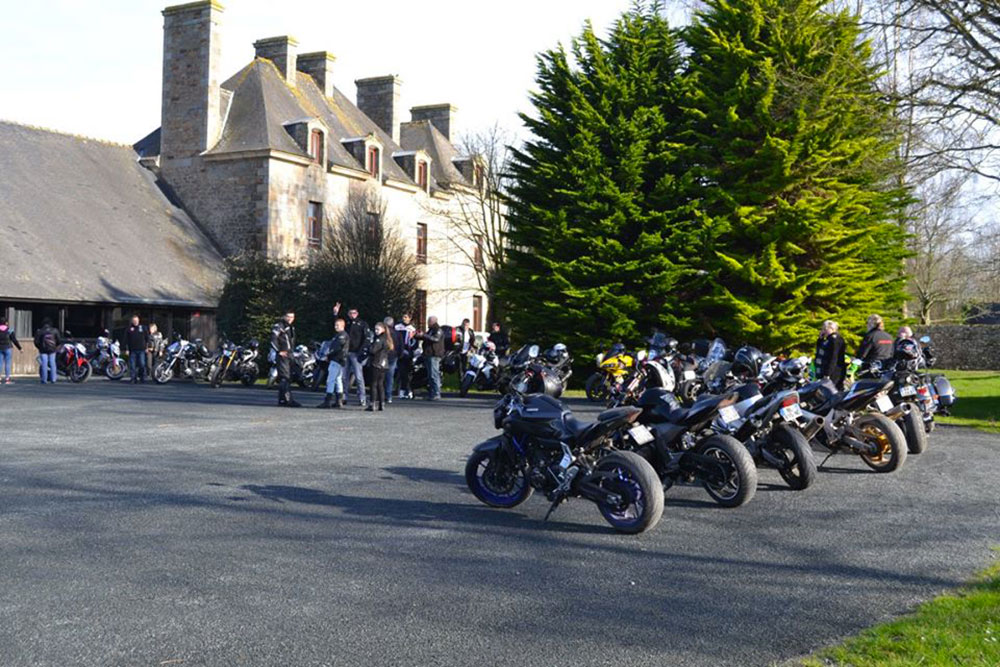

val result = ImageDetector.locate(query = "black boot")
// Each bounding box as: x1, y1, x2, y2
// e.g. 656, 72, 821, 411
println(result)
336, 393, 346, 408
377, 402, 384, 412
365, 401, 374, 412
317, 393, 333, 409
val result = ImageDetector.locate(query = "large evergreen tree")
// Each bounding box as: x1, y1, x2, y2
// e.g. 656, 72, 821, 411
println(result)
501, 2, 693, 354
679, 0, 909, 351
501, 0, 909, 356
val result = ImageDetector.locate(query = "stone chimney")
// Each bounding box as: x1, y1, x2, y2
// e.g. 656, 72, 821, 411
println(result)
297, 51, 335, 98
254, 35, 298, 82
410, 104, 457, 141
160, 1, 224, 160
356, 75, 402, 144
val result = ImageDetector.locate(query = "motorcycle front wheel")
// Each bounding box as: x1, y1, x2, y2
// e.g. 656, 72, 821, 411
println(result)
70, 361, 92, 383
459, 373, 475, 397
767, 424, 817, 491
209, 365, 223, 388
465, 447, 532, 508
584, 372, 609, 402
153, 361, 174, 384
698, 435, 758, 507
593, 452, 665, 534
106, 358, 127, 381
240, 364, 259, 387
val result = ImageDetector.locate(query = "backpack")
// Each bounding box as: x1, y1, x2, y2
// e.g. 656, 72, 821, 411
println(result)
41, 330, 57, 352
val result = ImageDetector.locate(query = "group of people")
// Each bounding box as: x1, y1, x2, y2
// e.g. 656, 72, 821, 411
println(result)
814, 314, 924, 389
271, 304, 511, 410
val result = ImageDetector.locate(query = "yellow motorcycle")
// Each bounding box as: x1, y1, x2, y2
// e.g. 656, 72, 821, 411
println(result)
585, 343, 634, 402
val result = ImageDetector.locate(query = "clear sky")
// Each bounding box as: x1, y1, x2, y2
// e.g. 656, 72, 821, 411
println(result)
0, 0, 689, 145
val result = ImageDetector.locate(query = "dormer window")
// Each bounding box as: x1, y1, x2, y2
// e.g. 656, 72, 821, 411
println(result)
417, 160, 429, 192
310, 129, 324, 164
368, 145, 381, 178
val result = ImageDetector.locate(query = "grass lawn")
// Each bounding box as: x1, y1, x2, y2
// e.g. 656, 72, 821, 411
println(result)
931, 370, 1000, 434
803, 555, 1000, 666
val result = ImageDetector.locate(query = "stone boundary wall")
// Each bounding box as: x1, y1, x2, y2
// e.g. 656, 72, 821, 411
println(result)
918, 325, 1000, 370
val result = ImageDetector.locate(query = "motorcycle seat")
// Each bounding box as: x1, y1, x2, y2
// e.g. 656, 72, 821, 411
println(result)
561, 407, 640, 446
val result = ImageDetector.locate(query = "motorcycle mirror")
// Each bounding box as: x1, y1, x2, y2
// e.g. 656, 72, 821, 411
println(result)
919, 335, 931, 344
637, 349, 648, 362
528, 344, 540, 358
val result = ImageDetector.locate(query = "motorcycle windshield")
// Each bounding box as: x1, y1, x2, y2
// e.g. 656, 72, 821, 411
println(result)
706, 338, 727, 365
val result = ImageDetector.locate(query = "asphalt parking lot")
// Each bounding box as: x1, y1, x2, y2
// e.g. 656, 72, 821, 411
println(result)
0, 379, 998, 667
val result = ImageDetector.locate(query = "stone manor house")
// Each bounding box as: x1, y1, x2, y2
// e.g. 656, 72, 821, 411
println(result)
0, 0, 489, 373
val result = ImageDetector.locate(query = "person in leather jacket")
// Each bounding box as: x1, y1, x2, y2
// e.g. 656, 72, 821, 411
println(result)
366, 322, 393, 412
488, 322, 510, 356
814, 320, 847, 389
856, 314, 894, 368
333, 302, 370, 406
271, 311, 300, 407
393, 313, 416, 399
419, 316, 444, 400
318, 318, 350, 409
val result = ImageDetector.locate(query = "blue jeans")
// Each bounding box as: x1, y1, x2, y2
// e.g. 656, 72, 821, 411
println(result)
325, 360, 344, 394
347, 352, 366, 403
386, 357, 398, 398
427, 356, 441, 398
39, 352, 56, 383
129, 350, 147, 382
0, 348, 12, 379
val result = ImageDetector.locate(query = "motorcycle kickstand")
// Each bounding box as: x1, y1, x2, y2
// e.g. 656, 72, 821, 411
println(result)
543, 496, 565, 522
818, 451, 836, 470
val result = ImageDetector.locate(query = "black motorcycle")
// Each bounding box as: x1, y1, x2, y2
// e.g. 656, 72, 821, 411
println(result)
209, 339, 260, 388
624, 388, 758, 507
466, 393, 665, 534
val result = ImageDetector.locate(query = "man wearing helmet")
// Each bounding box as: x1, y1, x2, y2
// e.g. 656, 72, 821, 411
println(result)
815, 320, 847, 389
856, 314, 894, 368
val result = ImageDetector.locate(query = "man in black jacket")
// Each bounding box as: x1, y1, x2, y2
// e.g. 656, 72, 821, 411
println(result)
318, 318, 350, 409
125, 316, 150, 384
814, 320, 847, 389
34, 318, 61, 384
419, 315, 445, 400
333, 303, 370, 407
488, 322, 510, 356
856, 314, 894, 369
272, 311, 301, 407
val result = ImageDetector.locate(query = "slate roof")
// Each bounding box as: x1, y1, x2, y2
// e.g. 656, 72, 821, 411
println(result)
136, 58, 470, 191
0, 121, 225, 307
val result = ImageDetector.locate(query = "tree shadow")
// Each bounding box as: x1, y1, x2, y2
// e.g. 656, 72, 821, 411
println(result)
383, 466, 465, 485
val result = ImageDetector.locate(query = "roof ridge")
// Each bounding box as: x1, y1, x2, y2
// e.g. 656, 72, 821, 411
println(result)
0, 119, 132, 148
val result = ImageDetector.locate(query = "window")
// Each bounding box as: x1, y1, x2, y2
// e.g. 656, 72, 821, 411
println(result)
367, 145, 380, 178
414, 290, 427, 331
473, 234, 484, 270
310, 129, 323, 163
417, 160, 429, 191
307, 201, 322, 249
416, 223, 428, 264
472, 296, 483, 332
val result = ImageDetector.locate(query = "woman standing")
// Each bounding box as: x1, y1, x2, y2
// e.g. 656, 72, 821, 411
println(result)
366, 321, 394, 412
0, 317, 23, 384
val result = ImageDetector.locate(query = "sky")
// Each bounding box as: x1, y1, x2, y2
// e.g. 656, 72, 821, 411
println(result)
0, 0, 690, 146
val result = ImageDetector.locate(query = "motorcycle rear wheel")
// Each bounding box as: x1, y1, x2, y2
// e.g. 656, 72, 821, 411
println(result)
699, 435, 757, 507
594, 452, 664, 534
767, 424, 817, 491
899, 408, 928, 454
857, 413, 907, 473
465, 448, 532, 508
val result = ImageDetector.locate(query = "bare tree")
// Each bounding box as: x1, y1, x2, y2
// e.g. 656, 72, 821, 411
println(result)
422, 123, 512, 323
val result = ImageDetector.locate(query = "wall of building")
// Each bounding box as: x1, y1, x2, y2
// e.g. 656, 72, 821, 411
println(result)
918, 325, 1000, 370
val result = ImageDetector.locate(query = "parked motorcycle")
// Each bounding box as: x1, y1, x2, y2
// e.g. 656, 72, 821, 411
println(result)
586, 343, 633, 403
459, 341, 501, 396
154, 336, 215, 384
209, 338, 260, 388
266, 344, 316, 389
55, 332, 92, 383
88, 332, 127, 381
465, 392, 664, 533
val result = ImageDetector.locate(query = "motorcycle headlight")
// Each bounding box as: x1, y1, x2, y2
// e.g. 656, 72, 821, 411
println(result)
469, 355, 483, 369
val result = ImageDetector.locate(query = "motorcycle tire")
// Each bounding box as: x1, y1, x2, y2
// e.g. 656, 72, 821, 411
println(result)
153, 361, 173, 384
899, 408, 928, 455
240, 365, 259, 387
209, 365, 222, 388
584, 372, 608, 403
266, 368, 277, 388
106, 359, 127, 381
856, 413, 908, 473
465, 447, 532, 508
594, 451, 665, 534
459, 374, 474, 397
767, 424, 817, 491
698, 434, 757, 508
70, 362, 92, 383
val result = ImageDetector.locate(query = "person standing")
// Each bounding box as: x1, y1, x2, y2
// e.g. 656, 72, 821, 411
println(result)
334, 303, 370, 407
366, 321, 393, 412
318, 318, 349, 409
488, 322, 510, 356
856, 314, 894, 369
126, 316, 150, 384
383, 317, 397, 404
271, 311, 301, 407
0, 317, 23, 384
394, 313, 416, 399
814, 320, 847, 389
419, 315, 444, 400
146, 323, 163, 381
34, 318, 60, 384
456, 318, 475, 376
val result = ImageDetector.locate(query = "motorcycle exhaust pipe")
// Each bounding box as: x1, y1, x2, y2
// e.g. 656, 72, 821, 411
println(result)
882, 402, 911, 419
800, 413, 825, 440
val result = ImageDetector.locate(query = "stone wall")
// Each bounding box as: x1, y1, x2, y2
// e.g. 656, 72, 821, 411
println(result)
918, 325, 1000, 370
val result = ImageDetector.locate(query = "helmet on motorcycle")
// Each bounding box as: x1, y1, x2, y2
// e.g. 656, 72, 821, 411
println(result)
894, 337, 920, 361
609, 343, 626, 357
545, 343, 568, 364
731, 346, 764, 379
248, 339, 259, 349
778, 356, 808, 380
484, 340, 496, 352
648, 332, 668, 349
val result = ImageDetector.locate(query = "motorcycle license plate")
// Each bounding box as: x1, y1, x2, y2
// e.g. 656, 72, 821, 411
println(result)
779, 404, 803, 422
628, 424, 654, 445
683, 370, 696, 380
719, 405, 740, 424
900, 385, 916, 397
875, 394, 894, 412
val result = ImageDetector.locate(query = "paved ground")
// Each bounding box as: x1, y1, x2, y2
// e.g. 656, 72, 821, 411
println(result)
0, 379, 997, 667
